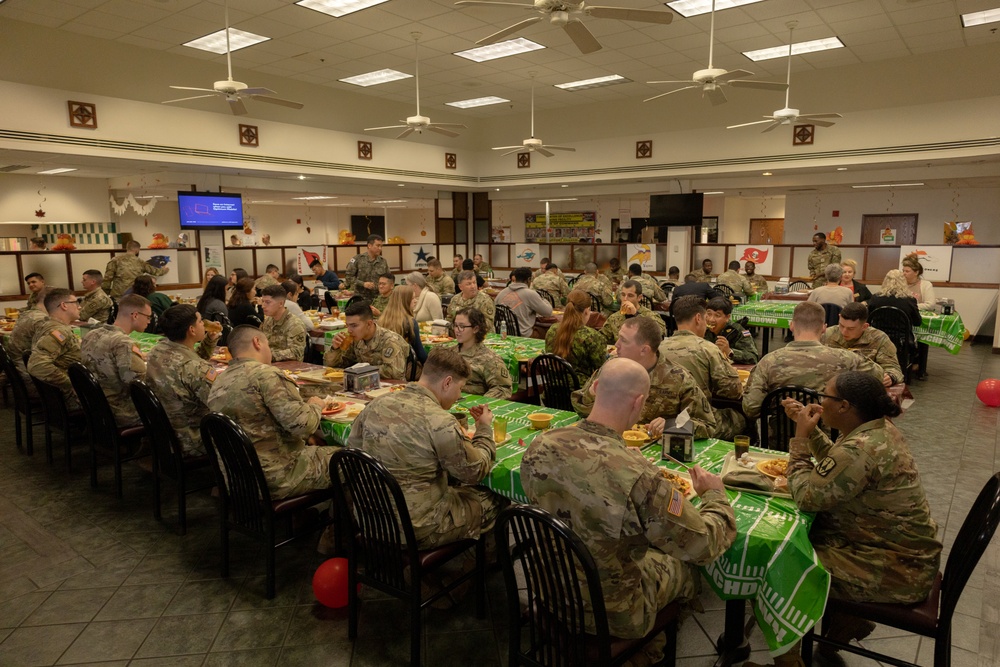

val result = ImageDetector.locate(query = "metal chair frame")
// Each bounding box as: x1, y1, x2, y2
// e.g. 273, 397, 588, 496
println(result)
0, 339, 43, 456
528, 354, 580, 411
495, 303, 523, 337
869, 306, 917, 384
536, 289, 557, 307
788, 280, 811, 292
26, 352, 87, 469
758, 385, 821, 452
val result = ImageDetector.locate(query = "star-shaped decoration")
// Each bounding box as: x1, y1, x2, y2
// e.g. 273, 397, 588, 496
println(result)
414, 246, 430, 263
239, 124, 259, 147
793, 124, 815, 145
358, 141, 373, 160
68, 101, 97, 129
636, 140, 652, 159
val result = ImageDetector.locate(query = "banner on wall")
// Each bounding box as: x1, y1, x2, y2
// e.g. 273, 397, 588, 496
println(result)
138, 249, 176, 281
525, 211, 596, 243
899, 245, 952, 281
403, 244, 433, 271
734, 245, 774, 275
513, 244, 540, 268
203, 245, 223, 274
625, 243, 656, 272
880, 228, 897, 245
297, 246, 328, 276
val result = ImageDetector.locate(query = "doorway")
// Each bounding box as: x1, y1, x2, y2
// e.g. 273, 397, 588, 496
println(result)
749, 218, 784, 244
860, 214, 917, 245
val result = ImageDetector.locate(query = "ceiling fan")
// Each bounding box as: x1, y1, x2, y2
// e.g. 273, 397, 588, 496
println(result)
162, 1, 303, 116
645, 0, 786, 105
493, 74, 575, 158
364, 33, 467, 139
728, 21, 842, 132
454, 0, 673, 55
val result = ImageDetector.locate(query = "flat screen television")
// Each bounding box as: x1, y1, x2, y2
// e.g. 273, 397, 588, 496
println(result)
177, 191, 244, 230
649, 193, 704, 227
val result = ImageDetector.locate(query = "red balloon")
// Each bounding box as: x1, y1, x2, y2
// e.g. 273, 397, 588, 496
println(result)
313, 557, 350, 608
976, 379, 1000, 407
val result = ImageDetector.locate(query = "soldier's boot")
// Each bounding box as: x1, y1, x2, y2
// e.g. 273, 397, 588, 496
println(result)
813, 611, 877, 666
742, 641, 805, 667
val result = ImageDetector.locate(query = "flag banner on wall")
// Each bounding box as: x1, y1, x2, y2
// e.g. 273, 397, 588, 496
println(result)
203, 245, 224, 274
138, 249, 176, 282
735, 245, 774, 275
899, 245, 952, 281
403, 244, 433, 271
513, 244, 540, 268
297, 246, 327, 276
525, 212, 596, 243
625, 243, 656, 272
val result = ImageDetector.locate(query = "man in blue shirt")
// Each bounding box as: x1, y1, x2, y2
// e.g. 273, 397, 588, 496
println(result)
310, 260, 341, 311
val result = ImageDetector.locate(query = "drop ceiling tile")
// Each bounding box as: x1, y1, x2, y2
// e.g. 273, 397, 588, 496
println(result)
132, 24, 199, 45
90, 0, 171, 23
886, 2, 961, 25
264, 5, 336, 30
814, 1, 886, 23
63, 21, 129, 39
1, 9, 70, 28
116, 34, 176, 50
842, 26, 900, 46
896, 19, 962, 38
234, 17, 305, 40
336, 8, 412, 32
11, 0, 92, 22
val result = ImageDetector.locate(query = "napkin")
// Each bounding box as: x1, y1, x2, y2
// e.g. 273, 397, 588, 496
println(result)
675, 409, 690, 429
722, 469, 775, 492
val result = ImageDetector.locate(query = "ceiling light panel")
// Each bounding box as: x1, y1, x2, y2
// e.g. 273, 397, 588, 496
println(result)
183, 29, 270, 54
339, 69, 412, 87
291, 196, 337, 200
295, 0, 391, 18
743, 37, 845, 62
665, 0, 764, 19
851, 183, 924, 189
446, 96, 510, 109
454, 38, 545, 63
555, 74, 630, 91
37, 168, 77, 175
961, 8, 1000, 27
371, 199, 407, 204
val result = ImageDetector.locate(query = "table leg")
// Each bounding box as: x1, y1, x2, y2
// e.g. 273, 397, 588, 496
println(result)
713, 599, 751, 667
760, 329, 770, 355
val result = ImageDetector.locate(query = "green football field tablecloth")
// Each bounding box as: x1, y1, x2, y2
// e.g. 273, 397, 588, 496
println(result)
424, 334, 546, 384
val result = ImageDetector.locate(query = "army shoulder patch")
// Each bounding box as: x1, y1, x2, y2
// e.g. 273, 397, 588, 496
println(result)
384, 347, 394, 358
132, 345, 142, 355
51, 329, 66, 342
667, 488, 684, 517
205, 368, 218, 382
816, 456, 837, 477
742, 330, 752, 337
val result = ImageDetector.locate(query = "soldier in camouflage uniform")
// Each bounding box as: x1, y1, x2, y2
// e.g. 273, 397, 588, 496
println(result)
254, 264, 280, 291
7, 287, 50, 397
743, 302, 883, 420
627, 264, 667, 303
715, 261, 755, 299
344, 234, 389, 302
325, 301, 408, 379
545, 290, 608, 387
447, 271, 496, 333
103, 240, 170, 299
523, 357, 736, 663
452, 307, 512, 399
574, 263, 615, 313
532, 258, 564, 282
208, 325, 335, 499
575, 317, 717, 439
80, 295, 150, 428
599, 280, 666, 344
146, 305, 219, 456
369, 274, 394, 315
22, 273, 46, 312
425, 258, 455, 296
472, 253, 492, 276
260, 284, 307, 362
694, 259, 715, 283
822, 302, 903, 386
79, 270, 113, 323
347, 347, 505, 549
705, 296, 759, 365
27, 289, 82, 410
603, 257, 627, 287
450, 254, 464, 288
807, 232, 842, 288
744, 261, 769, 294
532, 264, 570, 305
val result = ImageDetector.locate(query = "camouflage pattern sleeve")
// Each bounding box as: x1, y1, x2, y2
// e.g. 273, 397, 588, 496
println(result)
323, 341, 356, 369
446, 294, 461, 322
707, 344, 743, 400
378, 331, 408, 380
102, 258, 117, 294
571, 369, 598, 417
259, 368, 321, 440
476, 293, 496, 332
675, 378, 716, 440
344, 255, 360, 291
741, 358, 770, 419
850, 351, 885, 383
430, 419, 496, 485
27, 326, 80, 403
874, 337, 904, 384
574, 328, 610, 384
143, 259, 168, 277
79, 290, 112, 323
481, 350, 512, 399
599, 312, 623, 344
787, 436, 872, 513
726, 325, 759, 365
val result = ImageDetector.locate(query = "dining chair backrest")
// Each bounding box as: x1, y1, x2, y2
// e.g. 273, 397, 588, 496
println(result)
205, 312, 233, 347
0, 338, 32, 412
566, 276, 577, 288
67, 363, 116, 444
589, 292, 602, 314
344, 294, 366, 309
639, 294, 654, 310
529, 353, 580, 411
536, 289, 556, 307
130, 379, 184, 479
494, 303, 522, 337
714, 284, 736, 300
200, 412, 274, 536
822, 302, 843, 327
404, 345, 419, 382
759, 385, 821, 452
869, 306, 916, 382
660, 281, 676, 301
107, 298, 118, 325
788, 280, 811, 292
941, 471, 1000, 623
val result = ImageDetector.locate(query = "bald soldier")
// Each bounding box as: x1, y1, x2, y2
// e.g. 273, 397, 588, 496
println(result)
260, 284, 307, 362
599, 280, 667, 344
522, 357, 736, 665
27, 288, 83, 410
103, 240, 170, 299
822, 302, 904, 387
325, 301, 408, 379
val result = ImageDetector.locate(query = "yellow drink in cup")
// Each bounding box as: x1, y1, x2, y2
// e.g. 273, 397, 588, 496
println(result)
493, 416, 508, 442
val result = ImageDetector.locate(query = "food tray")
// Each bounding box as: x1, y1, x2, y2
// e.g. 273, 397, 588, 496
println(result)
658, 467, 695, 500
719, 450, 792, 499
321, 400, 366, 423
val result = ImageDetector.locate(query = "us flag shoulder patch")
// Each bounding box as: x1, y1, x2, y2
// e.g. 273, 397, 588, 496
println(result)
667, 488, 684, 517
51, 329, 65, 342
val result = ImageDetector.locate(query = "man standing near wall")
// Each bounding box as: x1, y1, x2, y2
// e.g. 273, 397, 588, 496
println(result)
103, 241, 169, 299
345, 234, 388, 302
808, 233, 842, 288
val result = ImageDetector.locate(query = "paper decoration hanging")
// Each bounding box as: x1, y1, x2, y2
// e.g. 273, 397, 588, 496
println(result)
110, 193, 158, 217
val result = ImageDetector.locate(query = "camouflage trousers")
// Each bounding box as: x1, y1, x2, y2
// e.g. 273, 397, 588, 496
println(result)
416, 485, 507, 550
713, 407, 747, 441
267, 445, 338, 500
818, 544, 936, 605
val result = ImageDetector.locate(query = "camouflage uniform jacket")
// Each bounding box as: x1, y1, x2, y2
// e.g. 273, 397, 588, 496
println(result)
716, 270, 755, 298
7, 308, 48, 390
808, 245, 843, 288
447, 291, 496, 333
659, 330, 742, 401
457, 342, 512, 399
573, 357, 717, 439
788, 418, 941, 603
633, 274, 667, 303
747, 273, 769, 294
254, 274, 279, 291
24, 291, 40, 312
533, 267, 565, 281
324, 325, 408, 380
78, 288, 113, 324
532, 273, 570, 305
705, 321, 759, 365
261, 310, 307, 362
146, 338, 217, 456
742, 340, 883, 420
545, 323, 608, 387
574, 274, 615, 311
207, 359, 327, 498
347, 382, 496, 545
474, 262, 492, 276
103, 253, 168, 299
27, 319, 81, 408
822, 326, 904, 385
80, 324, 146, 427
599, 307, 667, 344
521, 419, 737, 636
604, 266, 627, 286
694, 271, 716, 284
426, 273, 455, 296
344, 253, 389, 301
370, 293, 390, 314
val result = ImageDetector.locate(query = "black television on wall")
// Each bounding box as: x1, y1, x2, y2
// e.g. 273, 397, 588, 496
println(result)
177, 191, 244, 230
648, 193, 704, 227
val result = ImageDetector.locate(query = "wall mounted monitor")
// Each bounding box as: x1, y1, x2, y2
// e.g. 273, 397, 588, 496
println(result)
648, 193, 705, 227
177, 191, 244, 230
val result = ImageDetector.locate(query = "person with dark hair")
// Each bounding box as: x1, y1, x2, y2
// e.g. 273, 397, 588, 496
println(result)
345, 234, 388, 301
27, 288, 82, 410
370, 273, 395, 316
280, 280, 313, 332
822, 302, 903, 386
310, 259, 342, 299
705, 296, 758, 364
23, 272, 45, 311
460, 258, 485, 288
29, 237, 47, 251
103, 240, 169, 298
453, 307, 512, 399
197, 274, 229, 322
495, 267, 553, 335
472, 253, 492, 276
532, 257, 562, 281
533, 263, 570, 305
451, 254, 464, 287
599, 279, 666, 344
425, 258, 455, 296
226, 268, 248, 302
603, 256, 626, 287
671, 272, 718, 301
627, 262, 667, 303
808, 232, 842, 288
667, 265, 681, 282
545, 289, 607, 386
254, 264, 281, 291
695, 258, 714, 283
901, 255, 936, 310
291, 275, 312, 312
324, 301, 408, 379
716, 260, 755, 299
260, 284, 307, 362
7, 286, 51, 396
131, 275, 172, 327
227, 277, 263, 328
448, 270, 495, 332
744, 261, 769, 294
79, 269, 112, 323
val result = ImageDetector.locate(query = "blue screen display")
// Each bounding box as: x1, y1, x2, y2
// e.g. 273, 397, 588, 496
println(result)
177, 192, 244, 229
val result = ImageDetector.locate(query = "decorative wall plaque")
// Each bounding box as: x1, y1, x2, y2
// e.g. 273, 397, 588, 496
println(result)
517, 152, 530, 169
358, 141, 373, 160
636, 140, 652, 159
68, 101, 97, 129
445, 152, 457, 169
239, 124, 259, 147
793, 125, 815, 145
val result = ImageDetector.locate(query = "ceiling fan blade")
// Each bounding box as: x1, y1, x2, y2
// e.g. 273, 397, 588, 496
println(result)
563, 20, 602, 54
534, 147, 555, 158
713, 69, 754, 83
227, 97, 248, 116
726, 118, 776, 130
427, 126, 461, 137
542, 145, 576, 152
643, 85, 697, 103
809, 119, 838, 127
169, 86, 217, 93
242, 87, 276, 96
492, 145, 522, 151
428, 123, 468, 129
455, 1, 535, 8
799, 113, 843, 120
761, 121, 783, 133
585, 6, 673, 24
704, 86, 727, 106
251, 95, 304, 109
396, 128, 416, 139
364, 124, 407, 131
162, 94, 218, 104
499, 148, 524, 157
647, 79, 696, 85
728, 79, 788, 91
476, 17, 543, 45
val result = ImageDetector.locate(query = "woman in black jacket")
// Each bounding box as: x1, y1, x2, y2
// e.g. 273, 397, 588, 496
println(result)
226, 277, 263, 327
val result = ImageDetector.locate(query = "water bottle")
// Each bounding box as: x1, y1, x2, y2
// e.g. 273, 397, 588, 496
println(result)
500, 320, 508, 340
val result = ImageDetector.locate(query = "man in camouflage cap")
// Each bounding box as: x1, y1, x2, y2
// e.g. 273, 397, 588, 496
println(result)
807, 232, 842, 288
574, 262, 615, 314
208, 325, 335, 498
532, 263, 570, 306
78, 269, 113, 323
146, 304, 220, 456
260, 284, 307, 362
254, 264, 281, 291
575, 316, 717, 439
715, 261, 755, 300
599, 280, 666, 344
705, 296, 759, 365
523, 357, 736, 664
325, 301, 408, 380
7, 286, 51, 397
103, 240, 170, 299
447, 270, 496, 333
425, 258, 455, 297
627, 263, 667, 304
344, 234, 389, 302
348, 347, 505, 549
80, 294, 150, 428
27, 288, 82, 410
822, 302, 903, 386
369, 273, 394, 316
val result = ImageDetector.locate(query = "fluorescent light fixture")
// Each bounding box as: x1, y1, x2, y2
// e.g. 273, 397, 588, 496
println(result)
961, 8, 1000, 27
446, 96, 510, 109
702, 191, 725, 195
250, 200, 273, 203
743, 37, 844, 62
135, 195, 165, 199
555, 74, 630, 90
454, 38, 544, 63
836, 167, 848, 171
37, 168, 77, 175
371, 199, 407, 204
295, 0, 390, 18
665, 0, 763, 18
539, 198, 578, 202
762, 172, 773, 176
183, 28, 270, 54
851, 183, 924, 189
339, 69, 411, 87
291, 196, 337, 200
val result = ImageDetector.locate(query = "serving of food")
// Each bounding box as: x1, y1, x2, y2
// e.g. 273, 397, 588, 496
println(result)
321, 401, 345, 416
756, 458, 789, 478
660, 469, 693, 497
721, 451, 792, 497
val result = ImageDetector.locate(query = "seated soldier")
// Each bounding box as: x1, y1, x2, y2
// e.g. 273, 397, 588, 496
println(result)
705, 296, 759, 365
260, 284, 307, 362
573, 262, 615, 314
822, 302, 903, 387
447, 270, 496, 332
325, 301, 408, 379
6, 286, 51, 397
599, 279, 666, 344
370, 273, 395, 316
425, 258, 455, 297
453, 307, 512, 399
78, 269, 113, 323
627, 263, 667, 304
532, 263, 570, 305
27, 288, 82, 410
716, 261, 755, 300
254, 264, 281, 291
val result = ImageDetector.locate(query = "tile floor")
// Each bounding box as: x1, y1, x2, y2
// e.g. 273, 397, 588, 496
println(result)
1, 339, 999, 666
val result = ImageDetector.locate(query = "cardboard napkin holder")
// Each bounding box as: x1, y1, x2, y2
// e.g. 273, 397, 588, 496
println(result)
661, 418, 695, 462
344, 364, 380, 394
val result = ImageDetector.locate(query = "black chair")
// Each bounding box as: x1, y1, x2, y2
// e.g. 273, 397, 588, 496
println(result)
404, 345, 420, 382
869, 306, 916, 383
803, 471, 1000, 667
589, 293, 602, 314
566, 276, 578, 288
529, 353, 580, 411
714, 284, 737, 300
26, 353, 87, 469
821, 303, 843, 327
788, 280, 811, 292
495, 303, 522, 337
200, 413, 335, 599
67, 363, 145, 499
143, 311, 159, 335
536, 289, 556, 307
106, 298, 118, 325
0, 339, 43, 456
758, 385, 821, 452
660, 281, 676, 301
329, 448, 486, 667
130, 380, 213, 535
206, 312, 233, 347
639, 294, 654, 310
497, 504, 679, 667
344, 294, 366, 309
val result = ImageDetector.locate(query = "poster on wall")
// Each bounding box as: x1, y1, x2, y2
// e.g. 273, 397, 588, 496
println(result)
880, 228, 897, 245
625, 243, 656, 272
525, 211, 596, 243
513, 243, 540, 268
138, 249, 176, 282
403, 244, 433, 271
492, 225, 512, 242
297, 246, 328, 276
899, 245, 952, 281
734, 245, 774, 275
203, 245, 223, 274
